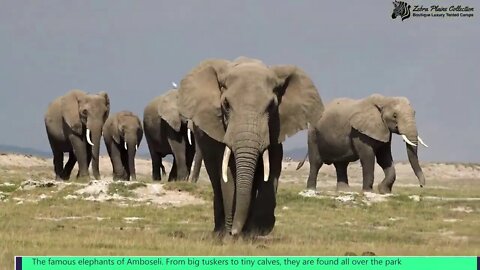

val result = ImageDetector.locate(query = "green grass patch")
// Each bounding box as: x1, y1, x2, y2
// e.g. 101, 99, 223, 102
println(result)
0, 166, 479, 270
0, 184, 17, 193
107, 182, 147, 197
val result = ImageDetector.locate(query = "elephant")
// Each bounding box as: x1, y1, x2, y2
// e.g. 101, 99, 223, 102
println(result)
177, 57, 323, 237
143, 89, 202, 181
297, 94, 428, 194
44, 90, 110, 180
103, 111, 143, 181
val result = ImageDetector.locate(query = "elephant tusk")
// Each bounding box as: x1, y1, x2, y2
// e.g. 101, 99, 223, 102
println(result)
418, 136, 428, 148
124, 142, 128, 150
263, 149, 270, 182
171, 81, 178, 89
401, 134, 417, 147
187, 129, 192, 145
135, 144, 138, 150
222, 146, 231, 183
86, 129, 94, 146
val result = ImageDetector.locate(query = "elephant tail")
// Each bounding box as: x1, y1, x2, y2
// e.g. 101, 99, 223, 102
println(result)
296, 153, 308, 170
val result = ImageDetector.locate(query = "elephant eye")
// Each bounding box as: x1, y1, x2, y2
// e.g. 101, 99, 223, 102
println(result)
393, 112, 397, 118
81, 109, 88, 116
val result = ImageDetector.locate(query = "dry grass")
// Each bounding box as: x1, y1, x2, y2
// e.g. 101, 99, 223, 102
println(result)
0, 155, 479, 269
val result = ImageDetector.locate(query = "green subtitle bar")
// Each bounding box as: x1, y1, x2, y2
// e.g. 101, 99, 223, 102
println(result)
18, 256, 477, 270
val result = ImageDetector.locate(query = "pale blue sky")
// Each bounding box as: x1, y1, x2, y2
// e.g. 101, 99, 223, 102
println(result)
0, 1, 478, 162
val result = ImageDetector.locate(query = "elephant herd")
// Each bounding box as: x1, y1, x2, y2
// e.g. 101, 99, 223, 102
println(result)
44, 56, 428, 237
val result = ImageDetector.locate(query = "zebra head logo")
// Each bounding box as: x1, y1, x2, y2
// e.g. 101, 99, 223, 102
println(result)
392, 0, 411, 21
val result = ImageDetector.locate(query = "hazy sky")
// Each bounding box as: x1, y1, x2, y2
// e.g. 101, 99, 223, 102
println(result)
0, 1, 479, 162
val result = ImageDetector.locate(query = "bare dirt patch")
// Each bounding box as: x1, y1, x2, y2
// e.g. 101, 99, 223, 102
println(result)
0, 153, 48, 168
74, 179, 205, 207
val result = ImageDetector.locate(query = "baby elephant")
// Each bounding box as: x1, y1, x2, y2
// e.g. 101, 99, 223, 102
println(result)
298, 94, 428, 194
103, 111, 143, 180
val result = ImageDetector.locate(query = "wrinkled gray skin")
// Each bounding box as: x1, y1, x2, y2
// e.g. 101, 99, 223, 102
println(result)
297, 94, 426, 194
103, 111, 143, 181
44, 90, 110, 180
178, 57, 323, 237
143, 90, 200, 181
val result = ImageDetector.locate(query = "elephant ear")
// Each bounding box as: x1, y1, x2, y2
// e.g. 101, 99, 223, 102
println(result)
271, 65, 324, 143
61, 89, 86, 135
110, 114, 121, 144
157, 89, 182, 132
350, 98, 390, 142
178, 59, 229, 142
136, 117, 144, 146
98, 91, 110, 121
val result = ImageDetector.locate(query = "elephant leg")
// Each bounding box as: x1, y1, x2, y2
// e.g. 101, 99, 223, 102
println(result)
376, 143, 396, 194
86, 145, 93, 170
168, 159, 177, 181
69, 134, 89, 179
120, 149, 130, 180
160, 163, 166, 176
306, 128, 323, 190
109, 144, 126, 180
196, 130, 226, 235
61, 151, 77, 180
354, 140, 376, 192
335, 162, 350, 191
148, 144, 162, 181
168, 137, 189, 181
52, 150, 64, 181
47, 134, 64, 180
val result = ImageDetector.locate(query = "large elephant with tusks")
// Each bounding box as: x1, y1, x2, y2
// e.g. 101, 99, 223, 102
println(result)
297, 94, 428, 194
44, 90, 110, 180
178, 57, 324, 237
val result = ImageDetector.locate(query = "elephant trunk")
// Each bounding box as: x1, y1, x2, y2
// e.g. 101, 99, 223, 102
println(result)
406, 144, 425, 187
87, 121, 103, 180
231, 147, 259, 236
126, 139, 137, 181
401, 121, 426, 187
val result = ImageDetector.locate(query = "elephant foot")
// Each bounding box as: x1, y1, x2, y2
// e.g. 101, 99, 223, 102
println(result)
113, 172, 129, 181
211, 228, 227, 241
336, 182, 351, 192
361, 187, 374, 193
378, 183, 392, 194
76, 175, 90, 183
243, 214, 275, 237
222, 234, 239, 244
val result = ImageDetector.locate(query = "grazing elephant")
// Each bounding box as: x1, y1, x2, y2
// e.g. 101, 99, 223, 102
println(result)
297, 94, 428, 194
178, 57, 323, 236
44, 90, 110, 180
143, 89, 200, 181
103, 111, 143, 181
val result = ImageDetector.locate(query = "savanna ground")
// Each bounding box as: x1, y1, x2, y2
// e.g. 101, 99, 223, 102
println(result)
0, 153, 479, 269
